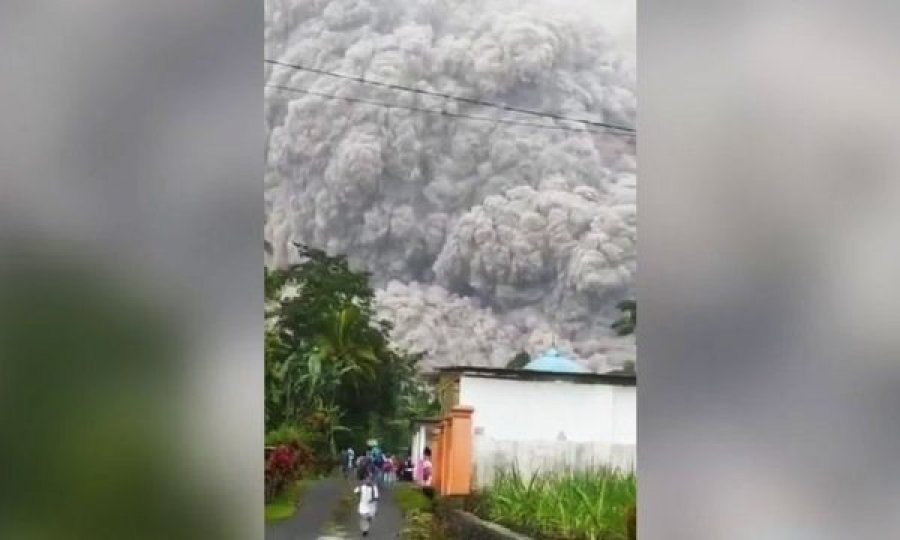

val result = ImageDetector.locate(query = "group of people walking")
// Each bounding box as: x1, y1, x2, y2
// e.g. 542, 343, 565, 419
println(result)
340, 445, 410, 486
341, 445, 420, 485
341, 443, 433, 537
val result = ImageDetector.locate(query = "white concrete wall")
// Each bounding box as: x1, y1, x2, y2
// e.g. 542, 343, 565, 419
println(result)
472, 438, 636, 486
458, 375, 636, 486
612, 383, 637, 445
410, 425, 427, 460
459, 376, 636, 444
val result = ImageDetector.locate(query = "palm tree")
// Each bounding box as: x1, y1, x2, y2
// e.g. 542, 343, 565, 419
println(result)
303, 305, 385, 453
309, 305, 381, 390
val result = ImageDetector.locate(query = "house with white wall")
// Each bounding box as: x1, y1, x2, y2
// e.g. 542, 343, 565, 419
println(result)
427, 348, 636, 487
410, 417, 439, 467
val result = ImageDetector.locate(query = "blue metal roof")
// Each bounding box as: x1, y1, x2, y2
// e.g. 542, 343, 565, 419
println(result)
524, 347, 589, 373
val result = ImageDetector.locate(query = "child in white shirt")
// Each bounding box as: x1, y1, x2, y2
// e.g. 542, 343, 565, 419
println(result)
354, 471, 380, 537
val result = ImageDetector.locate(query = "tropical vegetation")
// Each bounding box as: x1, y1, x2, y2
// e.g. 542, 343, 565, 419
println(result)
395, 484, 445, 540
394, 484, 433, 515
505, 351, 531, 369
264, 245, 439, 502
611, 300, 636, 336
470, 465, 637, 540
612, 299, 636, 373
264, 479, 309, 522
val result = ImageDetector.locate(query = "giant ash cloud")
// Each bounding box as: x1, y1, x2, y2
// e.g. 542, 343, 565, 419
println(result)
265, 0, 636, 371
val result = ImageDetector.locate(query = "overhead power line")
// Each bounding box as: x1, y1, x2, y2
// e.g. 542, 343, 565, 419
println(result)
265, 59, 636, 134
265, 83, 636, 139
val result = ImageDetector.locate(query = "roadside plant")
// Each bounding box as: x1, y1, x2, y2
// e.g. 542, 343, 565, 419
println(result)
264, 444, 299, 502
399, 510, 435, 540
473, 465, 636, 540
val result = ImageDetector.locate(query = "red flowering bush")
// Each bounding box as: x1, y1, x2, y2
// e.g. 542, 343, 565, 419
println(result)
271, 445, 297, 469
265, 424, 317, 471
265, 445, 299, 502
264, 423, 335, 499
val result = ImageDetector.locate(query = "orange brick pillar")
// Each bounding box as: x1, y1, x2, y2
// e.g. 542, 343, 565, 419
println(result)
438, 418, 451, 495
444, 405, 474, 496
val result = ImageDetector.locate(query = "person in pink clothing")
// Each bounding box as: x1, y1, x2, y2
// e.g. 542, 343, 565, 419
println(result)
382, 454, 396, 486
420, 447, 434, 499
413, 456, 423, 484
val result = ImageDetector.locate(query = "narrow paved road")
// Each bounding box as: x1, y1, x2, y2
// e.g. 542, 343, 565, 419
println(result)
266, 477, 405, 540
265, 477, 348, 540
338, 482, 403, 539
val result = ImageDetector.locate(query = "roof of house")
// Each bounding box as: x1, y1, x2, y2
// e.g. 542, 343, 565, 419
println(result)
433, 364, 636, 386
524, 347, 590, 374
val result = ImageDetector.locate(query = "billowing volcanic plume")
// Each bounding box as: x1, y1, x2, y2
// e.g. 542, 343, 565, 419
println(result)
265, 0, 635, 371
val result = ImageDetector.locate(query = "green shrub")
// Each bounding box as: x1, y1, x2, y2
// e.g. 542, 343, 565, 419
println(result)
625, 504, 636, 540
399, 510, 437, 540
472, 465, 636, 540
265, 424, 313, 447
266, 423, 334, 476
394, 485, 432, 515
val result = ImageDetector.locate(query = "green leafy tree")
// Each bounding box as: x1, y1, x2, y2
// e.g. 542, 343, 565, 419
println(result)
610, 300, 637, 373
265, 247, 381, 430
506, 351, 531, 369
265, 244, 434, 456
310, 306, 381, 390
382, 351, 441, 447
611, 300, 636, 336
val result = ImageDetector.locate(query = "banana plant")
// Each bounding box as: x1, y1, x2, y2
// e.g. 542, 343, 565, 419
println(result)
308, 396, 350, 456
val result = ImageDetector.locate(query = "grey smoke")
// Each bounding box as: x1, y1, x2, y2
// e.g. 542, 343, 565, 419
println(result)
265, 0, 636, 371
376, 280, 636, 372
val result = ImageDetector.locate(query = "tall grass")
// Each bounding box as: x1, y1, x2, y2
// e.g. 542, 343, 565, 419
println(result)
394, 484, 433, 515
472, 465, 636, 540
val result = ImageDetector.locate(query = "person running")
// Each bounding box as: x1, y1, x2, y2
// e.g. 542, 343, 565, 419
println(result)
382, 454, 395, 486
391, 455, 401, 483
354, 468, 379, 537
370, 445, 385, 486
357, 453, 369, 478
